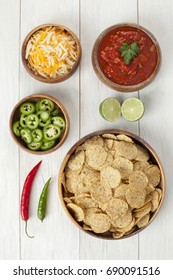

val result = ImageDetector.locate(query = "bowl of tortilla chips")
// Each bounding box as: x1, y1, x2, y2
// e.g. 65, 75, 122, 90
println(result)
58, 129, 165, 239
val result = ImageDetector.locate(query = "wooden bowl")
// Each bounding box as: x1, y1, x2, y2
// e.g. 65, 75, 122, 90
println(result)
92, 23, 161, 92
9, 94, 70, 155
22, 24, 82, 83
58, 129, 165, 240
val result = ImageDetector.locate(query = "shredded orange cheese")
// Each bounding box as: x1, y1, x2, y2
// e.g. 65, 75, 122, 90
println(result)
25, 27, 78, 79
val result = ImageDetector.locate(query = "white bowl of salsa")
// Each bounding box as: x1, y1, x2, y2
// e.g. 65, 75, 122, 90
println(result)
92, 23, 161, 92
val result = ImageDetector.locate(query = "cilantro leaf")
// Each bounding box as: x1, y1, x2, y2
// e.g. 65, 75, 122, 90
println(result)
120, 42, 129, 52
131, 42, 140, 54
120, 41, 140, 65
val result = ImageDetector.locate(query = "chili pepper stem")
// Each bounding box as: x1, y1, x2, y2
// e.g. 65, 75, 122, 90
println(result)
25, 221, 34, 239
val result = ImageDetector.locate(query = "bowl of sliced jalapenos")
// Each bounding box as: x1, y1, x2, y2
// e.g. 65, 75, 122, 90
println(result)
9, 94, 70, 154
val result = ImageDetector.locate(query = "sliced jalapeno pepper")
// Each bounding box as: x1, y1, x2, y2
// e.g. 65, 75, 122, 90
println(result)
20, 114, 27, 128
13, 121, 22, 136
26, 114, 39, 130
35, 101, 40, 112
37, 111, 50, 122
20, 102, 35, 115
20, 129, 33, 144
37, 111, 51, 127
51, 116, 66, 132
38, 99, 55, 112
40, 111, 50, 122
27, 141, 42, 151
43, 124, 61, 141
31, 129, 43, 143
40, 140, 56, 151
39, 119, 51, 127
51, 108, 61, 117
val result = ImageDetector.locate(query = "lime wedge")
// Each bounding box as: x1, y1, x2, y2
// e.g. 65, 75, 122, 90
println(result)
99, 98, 121, 121
121, 97, 144, 121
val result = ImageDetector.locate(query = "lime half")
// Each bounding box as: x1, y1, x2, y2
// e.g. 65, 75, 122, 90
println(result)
99, 98, 121, 122
121, 97, 144, 122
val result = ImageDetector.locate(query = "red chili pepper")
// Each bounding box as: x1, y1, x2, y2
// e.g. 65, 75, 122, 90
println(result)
20, 160, 42, 238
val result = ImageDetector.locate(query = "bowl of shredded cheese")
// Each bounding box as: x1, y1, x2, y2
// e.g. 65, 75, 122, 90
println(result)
22, 24, 81, 83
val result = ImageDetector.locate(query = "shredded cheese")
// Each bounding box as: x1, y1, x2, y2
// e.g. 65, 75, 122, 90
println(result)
25, 27, 78, 79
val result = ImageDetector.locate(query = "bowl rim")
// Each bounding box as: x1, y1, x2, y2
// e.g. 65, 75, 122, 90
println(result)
21, 23, 82, 84
92, 22, 162, 92
9, 93, 70, 155
58, 129, 166, 240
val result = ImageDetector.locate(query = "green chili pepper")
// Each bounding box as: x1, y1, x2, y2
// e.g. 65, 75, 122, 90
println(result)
35, 101, 40, 112
43, 124, 61, 140
13, 121, 22, 136
37, 177, 51, 222
27, 141, 43, 151
38, 99, 55, 112
40, 140, 56, 151
51, 108, 61, 116
20, 102, 35, 115
37, 111, 51, 127
31, 128, 43, 143
26, 114, 39, 130
20, 114, 27, 128
20, 128, 33, 144
51, 116, 66, 132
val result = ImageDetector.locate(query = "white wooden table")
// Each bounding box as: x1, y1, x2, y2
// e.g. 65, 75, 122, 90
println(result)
0, 0, 172, 260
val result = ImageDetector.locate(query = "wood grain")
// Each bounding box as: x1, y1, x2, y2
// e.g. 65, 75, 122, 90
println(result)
138, 0, 173, 260
20, 0, 80, 260
0, 0, 20, 260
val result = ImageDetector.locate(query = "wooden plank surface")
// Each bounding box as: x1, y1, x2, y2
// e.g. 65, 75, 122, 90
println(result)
20, 0, 80, 260
138, 0, 173, 260
0, 0, 20, 260
0, 0, 172, 260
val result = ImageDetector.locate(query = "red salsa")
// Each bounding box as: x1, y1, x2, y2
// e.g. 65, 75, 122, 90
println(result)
98, 26, 158, 86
